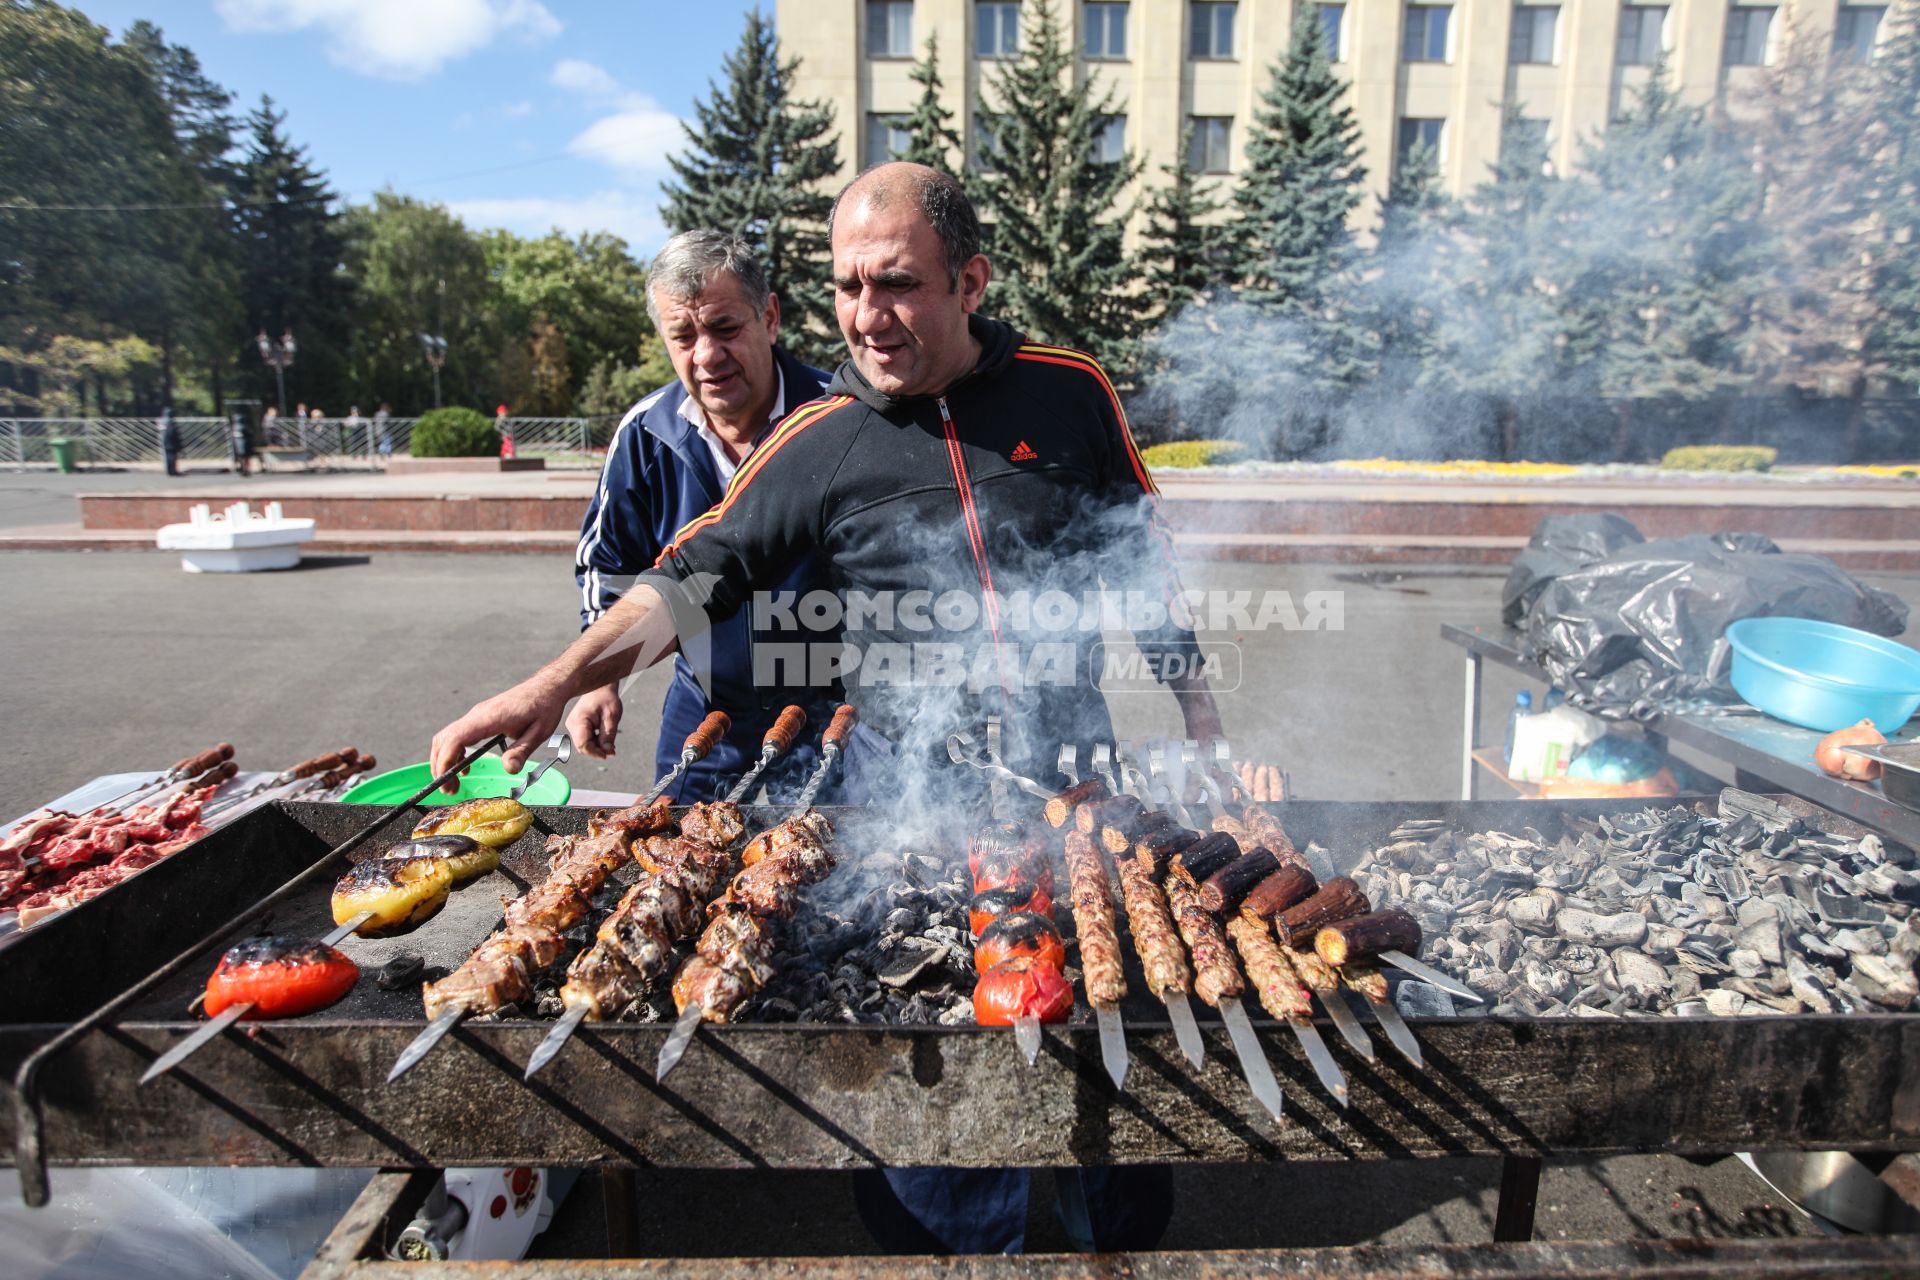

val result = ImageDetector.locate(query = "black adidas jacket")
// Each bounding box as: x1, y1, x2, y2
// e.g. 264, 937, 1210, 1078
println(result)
642, 314, 1200, 776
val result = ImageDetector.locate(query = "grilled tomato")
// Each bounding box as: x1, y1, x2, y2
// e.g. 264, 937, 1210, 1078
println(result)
967, 818, 1046, 879
412, 796, 532, 848
204, 936, 359, 1019
972, 955, 1073, 1026
972, 846, 1054, 898
389, 833, 497, 883
975, 911, 1066, 975
331, 853, 453, 935
969, 885, 1053, 937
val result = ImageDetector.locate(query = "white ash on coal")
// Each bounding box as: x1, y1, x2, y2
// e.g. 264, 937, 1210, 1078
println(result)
1350, 791, 1919, 1018
753, 848, 978, 1025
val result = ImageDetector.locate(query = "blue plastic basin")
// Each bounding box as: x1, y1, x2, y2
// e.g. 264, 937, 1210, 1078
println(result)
1724, 617, 1920, 734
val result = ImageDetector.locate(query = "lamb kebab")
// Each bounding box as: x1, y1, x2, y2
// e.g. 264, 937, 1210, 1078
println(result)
384, 781, 687, 1083
1102, 746, 1206, 1069
654, 705, 856, 1081
522, 707, 809, 1079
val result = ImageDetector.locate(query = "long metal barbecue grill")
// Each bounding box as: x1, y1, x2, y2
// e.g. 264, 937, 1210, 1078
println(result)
3, 760, 1917, 1269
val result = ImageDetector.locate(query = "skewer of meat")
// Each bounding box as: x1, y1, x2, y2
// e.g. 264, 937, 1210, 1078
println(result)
384, 793, 678, 1083
1060, 770, 1131, 1092
654, 707, 855, 1081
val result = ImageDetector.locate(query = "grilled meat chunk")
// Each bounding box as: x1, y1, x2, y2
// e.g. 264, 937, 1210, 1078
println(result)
1165, 874, 1244, 1006
743, 810, 835, 866
1226, 914, 1312, 1021
678, 801, 746, 850
1115, 857, 1189, 998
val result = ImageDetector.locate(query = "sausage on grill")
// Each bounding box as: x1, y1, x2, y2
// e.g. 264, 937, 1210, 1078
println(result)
1164, 874, 1243, 1007
1226, 914, 1312, 1021
1114, 857, 1189, 998
1063, 830, 1126, 1007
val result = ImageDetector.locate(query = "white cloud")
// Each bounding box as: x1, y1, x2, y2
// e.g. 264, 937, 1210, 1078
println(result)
216, 0, 561, 81
449, 190, 670, 254
503, 99, 534, 118
567, 97, 685, 177
549, 57, 621, 99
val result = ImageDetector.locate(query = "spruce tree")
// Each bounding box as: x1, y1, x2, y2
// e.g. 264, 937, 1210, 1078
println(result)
1231, 6, 1366, 311
231, 96, 353, 409
660, 10, 841, 364
1139, 125, 1229, 320
1354, 140, 1452, 410
972, 1, 1147, 375
896, 32, 963, 173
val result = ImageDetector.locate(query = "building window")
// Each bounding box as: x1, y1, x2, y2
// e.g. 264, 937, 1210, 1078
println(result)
1617, 6, 1668, 66
867, 1, 913, 58
1188, 116, 1232, 172
1723, 6, 1776, 66
1319, 4, 1346, 61
1085, 2, 1128, 59
977, 1, 1019, 58
1835, 6, 1887, 63
1189, 2, 1236, 60
865, 114, 913, 167
1397, 116, 1446, 164
1090, 114, 1127, 164
1403, 5, 1452, 63
1509, 6, 1558, 65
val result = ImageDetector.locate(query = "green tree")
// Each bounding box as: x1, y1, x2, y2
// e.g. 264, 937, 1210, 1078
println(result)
1231, 6, 1366, 312
1354, 140, 1454, 406
1138, 125, 1230, 320
972, 1, 1147, 375
231, 96, 353, 410
340, 193, 494, 412
484, 228, 652, 411
660, 10, 841, 363
895, 32, 964, 173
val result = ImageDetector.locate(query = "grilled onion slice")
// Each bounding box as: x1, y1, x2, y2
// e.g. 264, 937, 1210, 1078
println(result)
411, 797, 532, 848
389, 833, 498, 883
332, 854, 453, 935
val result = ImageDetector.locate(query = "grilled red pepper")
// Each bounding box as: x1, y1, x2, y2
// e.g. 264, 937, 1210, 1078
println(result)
969, 885, 1052, 936
973, 956, 1074, 1025
975, 911, 1067, 975
204, 935, 360, 1019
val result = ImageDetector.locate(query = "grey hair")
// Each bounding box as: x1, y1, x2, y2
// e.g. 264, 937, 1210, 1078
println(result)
645, 230, 771, 328
828, 164, 981, 290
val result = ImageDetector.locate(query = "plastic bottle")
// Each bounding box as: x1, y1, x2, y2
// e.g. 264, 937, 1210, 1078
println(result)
1503, 691, 1533, 764
1545, 688, 1566, 711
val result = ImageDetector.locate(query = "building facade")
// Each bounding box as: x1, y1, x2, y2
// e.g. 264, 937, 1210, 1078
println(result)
778, 0, 1896, 219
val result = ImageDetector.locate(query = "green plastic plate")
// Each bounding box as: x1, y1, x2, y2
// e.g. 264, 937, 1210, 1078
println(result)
339, 756, 572, 806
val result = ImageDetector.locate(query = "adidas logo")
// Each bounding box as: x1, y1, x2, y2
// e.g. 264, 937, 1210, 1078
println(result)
1009, 440, 1038, 462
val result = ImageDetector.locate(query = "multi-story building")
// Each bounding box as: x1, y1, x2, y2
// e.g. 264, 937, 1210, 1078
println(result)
779, 0, 1897, 220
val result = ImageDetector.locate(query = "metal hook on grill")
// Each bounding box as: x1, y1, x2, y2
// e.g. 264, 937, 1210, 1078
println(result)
945, 732, 1052, 800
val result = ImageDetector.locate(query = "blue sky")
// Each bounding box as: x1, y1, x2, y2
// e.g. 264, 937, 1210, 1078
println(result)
74, 0, 772, 254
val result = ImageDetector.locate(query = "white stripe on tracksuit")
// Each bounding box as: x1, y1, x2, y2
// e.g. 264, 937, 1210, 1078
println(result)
576, 385, 670, 628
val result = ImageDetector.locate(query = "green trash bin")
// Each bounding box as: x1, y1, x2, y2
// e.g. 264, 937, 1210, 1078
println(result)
48, 438, 76, 473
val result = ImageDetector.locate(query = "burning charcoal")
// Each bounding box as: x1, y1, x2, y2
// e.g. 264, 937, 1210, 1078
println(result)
1466, 966, 1515, 997
1522, 960, 1574, 1002
902, 852, 946, 889
1702, 989, 1747, 1017
879, 940, 951, 989
1817, 891, 1887, 927
1558, 943, 1604, 975
375, 953, 425, 991
1505, 894, 1559, 933
884, 906, 919, 936
1735, 897, 1781, 929
1610, 950, 1668, 1002
1556, 908, 1647, 949
1850, 954, 1918, 1010
1668, 969, 1702, 1002
1734, 921, 1784, 966
1784, 958, 1835, 1014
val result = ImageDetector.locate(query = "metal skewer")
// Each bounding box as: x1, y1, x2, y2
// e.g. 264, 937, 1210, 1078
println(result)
95, 743, 234, 814
523, 709, 811, 1083
397, 720, 727, 1086
656, 706, 855, 1084
1362, 991, 1425, 1069
140, 910, 375, 1085
643, 711, 733, 805
202, 749, 360, 820
509, 734, 570, 801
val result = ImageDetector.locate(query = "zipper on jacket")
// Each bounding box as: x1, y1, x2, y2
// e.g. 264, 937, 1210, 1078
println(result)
938, 397, 1012, 685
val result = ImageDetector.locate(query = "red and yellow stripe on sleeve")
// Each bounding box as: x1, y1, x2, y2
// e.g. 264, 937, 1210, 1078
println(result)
1013, 342, 1160, 498
651, 394, 855, 567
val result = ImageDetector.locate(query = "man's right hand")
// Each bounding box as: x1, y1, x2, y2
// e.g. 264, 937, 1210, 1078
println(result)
430, 672, 569, 790
565, 684, 624, 759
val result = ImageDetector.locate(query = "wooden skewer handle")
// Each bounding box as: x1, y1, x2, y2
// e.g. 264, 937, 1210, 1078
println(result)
763, 706, 807, 755
822, 703, 858, 750
176, 744, 233, 777
336, 747, 362, 765
193, 760, 239, 788
683, 712, 731, 760
289, 752, 343, 779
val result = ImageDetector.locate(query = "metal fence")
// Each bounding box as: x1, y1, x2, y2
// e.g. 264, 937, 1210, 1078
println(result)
0, 416, 612, 471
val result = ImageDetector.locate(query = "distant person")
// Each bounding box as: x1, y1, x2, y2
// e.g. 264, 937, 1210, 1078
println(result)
158, 406, 180, 476
228, 412, 252, 476
374, 402, 394, 461
345, 405, 364, 460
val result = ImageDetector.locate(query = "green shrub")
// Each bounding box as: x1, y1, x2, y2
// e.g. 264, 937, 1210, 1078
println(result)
410, 407, 499, 457
1659, 445, 1777, 473
1140, 439, 1249, 469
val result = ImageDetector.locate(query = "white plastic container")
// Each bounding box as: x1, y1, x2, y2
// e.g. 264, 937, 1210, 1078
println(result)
155, 501, 316, 572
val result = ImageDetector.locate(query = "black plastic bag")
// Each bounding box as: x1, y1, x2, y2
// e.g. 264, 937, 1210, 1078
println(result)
1505, 517, 1909, 718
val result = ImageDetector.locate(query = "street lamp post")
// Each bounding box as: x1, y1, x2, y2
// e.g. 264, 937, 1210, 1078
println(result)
419, 334, 448, 409
255, 330, 295, 418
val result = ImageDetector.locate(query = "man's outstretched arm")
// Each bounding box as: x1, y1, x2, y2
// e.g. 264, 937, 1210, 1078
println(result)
429, 582, 681, 785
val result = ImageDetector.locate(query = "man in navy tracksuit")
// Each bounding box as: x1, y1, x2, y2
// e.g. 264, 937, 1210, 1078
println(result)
568, 230, 835, 800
